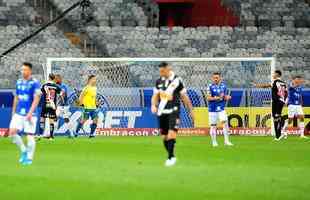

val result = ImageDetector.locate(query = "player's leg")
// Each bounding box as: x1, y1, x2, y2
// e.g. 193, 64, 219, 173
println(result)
209, 112, 218, 147
49, 118, 56, 139
23, 116, 38, 165
219, 111, 233, 146
165, 113, 179, 167
39, 117, 46, 138
281, 105, 294, 139
296, 106, 306, 138
9, 114, 27, 163
89, 110, 98, 138
75, 110, 87, 137
273, 102, 284, 140
159, 115, 169, 157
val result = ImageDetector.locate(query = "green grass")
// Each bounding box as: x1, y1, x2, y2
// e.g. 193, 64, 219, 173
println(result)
0, 136, 310, 200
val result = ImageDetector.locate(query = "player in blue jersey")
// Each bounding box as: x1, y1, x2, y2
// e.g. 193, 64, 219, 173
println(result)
282, 75, 307, 139
55, 74, 74, 138
207, 72, 233, 147
9, 62, 41, 165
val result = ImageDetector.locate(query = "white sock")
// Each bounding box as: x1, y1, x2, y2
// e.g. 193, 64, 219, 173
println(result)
223, 123, 230, 143
12, 134, 26, 153
210, 126, 217, 144
27, 135, 36, 160
299, 122, 305, 137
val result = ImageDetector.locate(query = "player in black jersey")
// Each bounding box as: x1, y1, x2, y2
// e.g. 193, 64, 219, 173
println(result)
255, 70, 288, 140
151, 62, 194, 167
39, 74, 62, 140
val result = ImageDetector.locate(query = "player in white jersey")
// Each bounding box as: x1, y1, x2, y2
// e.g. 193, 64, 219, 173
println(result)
207, 72, 233, 147
281, 75, 307, 139
9, 62, 41, 165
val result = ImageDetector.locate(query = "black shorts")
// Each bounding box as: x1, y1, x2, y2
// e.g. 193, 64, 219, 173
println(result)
272, 101, 284, 118
41, 107, 57, 119
158, 112, 179, 135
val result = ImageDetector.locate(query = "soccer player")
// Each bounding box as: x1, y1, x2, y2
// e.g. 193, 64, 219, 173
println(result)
207, 72, 233, 147
255, 70, 287, 140
75, 75, 98, 138
39, 73, 62, 140
282, 75, 307, 139
55, 74, 73, 138
9, 62, 41, 165
151, 62, 194, 167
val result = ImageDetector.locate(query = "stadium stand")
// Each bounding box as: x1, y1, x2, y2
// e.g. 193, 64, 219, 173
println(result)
0, 0, 309, 89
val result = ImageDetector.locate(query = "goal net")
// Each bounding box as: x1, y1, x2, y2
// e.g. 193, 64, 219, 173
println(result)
46, 57, 275, 136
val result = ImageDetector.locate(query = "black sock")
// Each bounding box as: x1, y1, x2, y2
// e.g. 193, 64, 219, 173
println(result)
163, 140, 168, 152
50, 123, 55, 138
39, 121, 45, 136
274, 118, 281, 139
167, 139, 176, 159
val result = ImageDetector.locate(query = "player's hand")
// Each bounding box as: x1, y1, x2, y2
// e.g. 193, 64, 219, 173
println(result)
151, 105, 158, 114
25, 112, 32, 122
224, 95, 232, 101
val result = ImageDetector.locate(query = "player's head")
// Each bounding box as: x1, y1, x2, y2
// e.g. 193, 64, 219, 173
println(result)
21, 62, 33, 79
87, 75, 96, 86
212, 72, 221, 84
48, 73, 56, 81
272, 70, 282, 80
55, 74, 62, 84
158, 62, 172, 78
292, 75, 304, 86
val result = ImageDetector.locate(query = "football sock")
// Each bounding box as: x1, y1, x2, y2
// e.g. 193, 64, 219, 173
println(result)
167, 139, 176, 159
75, 122, 83, 135
50, 123, 55, 138
299, 122, 305, 137
26, 135, 36, 160
39, 120, 45, 136
210, 126, 217, 144
223, 123, 230, 143
12, 134, 26, 153
163, 140, 168, 152
90, 123, 97, 136
274, 117, 282, 139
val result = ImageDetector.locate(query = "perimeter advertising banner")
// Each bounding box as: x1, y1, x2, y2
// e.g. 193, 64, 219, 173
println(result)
0, 107, 309, 136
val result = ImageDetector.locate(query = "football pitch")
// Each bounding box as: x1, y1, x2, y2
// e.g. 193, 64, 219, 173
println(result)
0, 136, 309, 200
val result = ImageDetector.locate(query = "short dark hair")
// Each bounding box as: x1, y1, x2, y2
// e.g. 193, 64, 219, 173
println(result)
274, 70, 282, 77
88, 74, 96, 82
292, 75, 303, 79
213, 72, 221, 76
49, 73, 55, 80
159, 62, 169, 68
23, 62, 33, 69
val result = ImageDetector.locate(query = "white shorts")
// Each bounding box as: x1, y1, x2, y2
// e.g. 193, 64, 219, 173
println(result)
9, 114, 38, 134
56, 106, 70, 119
288, 105, 304, 118
209, 111, 228, 126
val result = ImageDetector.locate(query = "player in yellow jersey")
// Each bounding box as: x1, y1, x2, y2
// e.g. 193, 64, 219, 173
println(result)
75, 75, 98, 138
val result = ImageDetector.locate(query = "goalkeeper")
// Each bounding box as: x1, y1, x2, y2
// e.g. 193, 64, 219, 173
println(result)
75, 75, 98, 138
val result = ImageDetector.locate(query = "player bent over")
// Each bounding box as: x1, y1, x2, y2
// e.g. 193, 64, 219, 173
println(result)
282, 75, 307, 139
75, 75, 98, 138
151, 62, 194, 167
9, 62, 41, 165
39, 73, 62, 140
207, 72, 233, 147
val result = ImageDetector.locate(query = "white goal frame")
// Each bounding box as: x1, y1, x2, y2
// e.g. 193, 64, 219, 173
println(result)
46, 57, 276, 136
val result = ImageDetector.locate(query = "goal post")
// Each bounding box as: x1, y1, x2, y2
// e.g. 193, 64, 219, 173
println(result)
46, 57, 276, 136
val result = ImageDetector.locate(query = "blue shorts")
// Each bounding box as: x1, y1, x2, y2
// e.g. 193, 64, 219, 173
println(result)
82, 109, 98, 120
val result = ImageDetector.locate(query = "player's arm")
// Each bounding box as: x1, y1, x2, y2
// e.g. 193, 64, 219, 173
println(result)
180, 90, 194, 121
151, 89, 160, 114
26, 86, 41, 120
253, 83, 272, 88
12, 95, 18, 115
79, 88, 86, 106
206, 86, 222, 101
